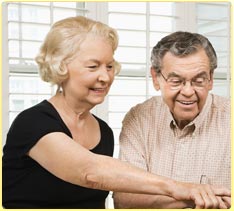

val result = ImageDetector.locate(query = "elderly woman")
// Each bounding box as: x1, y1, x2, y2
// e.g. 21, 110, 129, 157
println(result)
2, 16, 230, 209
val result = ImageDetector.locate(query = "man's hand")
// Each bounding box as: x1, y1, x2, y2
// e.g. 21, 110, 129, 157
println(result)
172, 181, 231, 209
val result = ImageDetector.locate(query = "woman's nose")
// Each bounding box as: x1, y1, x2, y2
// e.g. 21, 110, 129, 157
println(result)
98, 68, 111, 82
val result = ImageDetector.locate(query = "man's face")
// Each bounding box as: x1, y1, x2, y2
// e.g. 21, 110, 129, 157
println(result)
151, 49, 213, 129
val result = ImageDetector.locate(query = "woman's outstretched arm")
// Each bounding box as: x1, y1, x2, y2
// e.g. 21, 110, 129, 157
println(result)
28, 132, 231, 208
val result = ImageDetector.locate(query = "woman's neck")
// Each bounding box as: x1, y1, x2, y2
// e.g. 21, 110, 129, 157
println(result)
51, 92, 91, 121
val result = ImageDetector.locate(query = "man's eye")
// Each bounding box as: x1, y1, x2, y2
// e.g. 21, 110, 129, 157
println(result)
168, 78, 182, 85
194, 77, 205, 84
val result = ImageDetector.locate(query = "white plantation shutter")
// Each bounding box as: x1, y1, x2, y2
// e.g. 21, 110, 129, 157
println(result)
105, 3, 230, 207
3, 2, 230, 145
106, 1, 231, 159
2, 2, 231, 208
196, 2, 231, 97
2, 2, 95, 144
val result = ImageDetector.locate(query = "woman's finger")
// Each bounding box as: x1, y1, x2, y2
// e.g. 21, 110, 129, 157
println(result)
222, 196, 231, 208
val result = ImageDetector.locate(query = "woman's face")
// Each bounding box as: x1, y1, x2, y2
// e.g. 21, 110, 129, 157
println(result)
63, 35, 115, 108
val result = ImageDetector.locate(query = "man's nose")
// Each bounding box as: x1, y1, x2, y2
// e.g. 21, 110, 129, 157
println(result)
180, 80, 195, 96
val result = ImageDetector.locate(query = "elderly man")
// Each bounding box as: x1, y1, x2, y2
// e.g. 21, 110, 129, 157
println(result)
113, 31, 231, 209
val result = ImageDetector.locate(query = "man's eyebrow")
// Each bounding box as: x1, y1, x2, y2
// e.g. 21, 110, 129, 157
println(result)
167, 72, 181, 78
193, 71, 209, 78
167, 71, 208, 78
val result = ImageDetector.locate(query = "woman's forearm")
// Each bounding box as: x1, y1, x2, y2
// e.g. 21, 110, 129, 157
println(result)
82, 153, 173, 196
113, 192, 194, 209
77, 153, 231, 209
29, 133, 172, 196
29, 133, 231, 208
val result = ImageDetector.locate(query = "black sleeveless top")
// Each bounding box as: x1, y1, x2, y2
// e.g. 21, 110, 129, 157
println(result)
2, 100, 114, 208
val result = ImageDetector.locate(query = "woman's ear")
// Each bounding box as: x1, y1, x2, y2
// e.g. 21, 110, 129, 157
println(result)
151, 67, 160, 91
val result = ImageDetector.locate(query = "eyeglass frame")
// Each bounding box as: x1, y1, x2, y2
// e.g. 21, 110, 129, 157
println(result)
159, 71, 211, 90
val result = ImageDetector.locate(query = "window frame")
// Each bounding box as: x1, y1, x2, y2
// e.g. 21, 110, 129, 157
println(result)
2, 1, 231, 150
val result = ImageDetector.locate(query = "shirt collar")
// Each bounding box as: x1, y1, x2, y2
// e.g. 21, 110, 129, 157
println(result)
192, 93, 212, 129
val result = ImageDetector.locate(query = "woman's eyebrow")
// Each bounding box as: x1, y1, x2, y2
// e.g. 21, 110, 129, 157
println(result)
86, 59, 115, 64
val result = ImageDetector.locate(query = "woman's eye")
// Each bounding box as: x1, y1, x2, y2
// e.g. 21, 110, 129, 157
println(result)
87, 66, 97, 69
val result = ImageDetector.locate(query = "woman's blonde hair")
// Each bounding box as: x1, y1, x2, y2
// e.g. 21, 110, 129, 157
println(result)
35, 16, 120, 86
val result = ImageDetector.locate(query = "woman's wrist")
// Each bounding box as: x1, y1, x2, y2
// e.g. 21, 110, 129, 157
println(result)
166, 180, 195, 208
161, 177, 178, 198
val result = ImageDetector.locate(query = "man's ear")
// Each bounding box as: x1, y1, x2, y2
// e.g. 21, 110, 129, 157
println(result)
208, 72, 214, 90
151, 67, 160, 91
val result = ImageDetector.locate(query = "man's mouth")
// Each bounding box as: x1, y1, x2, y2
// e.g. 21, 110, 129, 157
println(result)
177, 100, 196, 105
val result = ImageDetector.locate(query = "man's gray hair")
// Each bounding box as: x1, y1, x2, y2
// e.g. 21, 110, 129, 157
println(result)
151, 31, 217, 74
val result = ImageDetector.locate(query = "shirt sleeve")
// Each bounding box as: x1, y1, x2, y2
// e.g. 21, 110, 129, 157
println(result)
5, 103, 67, 159
118, 106, 148, 171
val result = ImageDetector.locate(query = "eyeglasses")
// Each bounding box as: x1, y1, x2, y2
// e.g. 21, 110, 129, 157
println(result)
160, 72, 210, 90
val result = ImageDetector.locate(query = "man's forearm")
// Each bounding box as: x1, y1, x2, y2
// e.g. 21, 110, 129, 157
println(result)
113, 192, 194, 209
